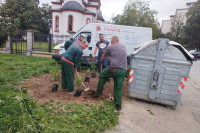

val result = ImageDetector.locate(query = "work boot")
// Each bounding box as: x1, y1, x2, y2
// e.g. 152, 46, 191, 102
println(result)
116, 104, 121, 111
92, 91, 102, 98
68, 90, 76, 94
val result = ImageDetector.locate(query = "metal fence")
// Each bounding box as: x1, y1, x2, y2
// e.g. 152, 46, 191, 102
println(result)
33, 33, 70, 53
11, 32, 27, 55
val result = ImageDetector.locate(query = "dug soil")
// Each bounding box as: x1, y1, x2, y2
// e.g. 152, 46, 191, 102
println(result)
19, 71, 129, 104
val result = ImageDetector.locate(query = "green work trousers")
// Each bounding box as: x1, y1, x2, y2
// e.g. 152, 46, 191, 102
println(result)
97, 68, 126, 105
61, 60, 74, 92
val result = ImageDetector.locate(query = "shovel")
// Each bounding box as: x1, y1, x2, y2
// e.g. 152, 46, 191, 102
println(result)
100, 64, 103, 72
75, 70, 90, 91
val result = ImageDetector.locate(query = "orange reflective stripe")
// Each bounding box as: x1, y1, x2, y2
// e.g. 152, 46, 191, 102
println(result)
62, 56, 74, 66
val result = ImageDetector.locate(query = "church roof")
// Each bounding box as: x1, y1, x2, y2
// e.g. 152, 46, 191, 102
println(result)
52, 1, 96, 16
61, 1, 85, 12
97, 13, 104, 21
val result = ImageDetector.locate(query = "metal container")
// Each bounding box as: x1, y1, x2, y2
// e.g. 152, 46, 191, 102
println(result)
128, 38, 194, 107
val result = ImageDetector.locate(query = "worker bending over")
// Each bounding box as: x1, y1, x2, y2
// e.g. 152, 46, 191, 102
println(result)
61, 41, 89, 93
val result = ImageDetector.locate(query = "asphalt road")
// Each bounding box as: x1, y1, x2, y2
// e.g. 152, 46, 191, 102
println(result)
189, 60, 200, 88
106, 60, 200, 133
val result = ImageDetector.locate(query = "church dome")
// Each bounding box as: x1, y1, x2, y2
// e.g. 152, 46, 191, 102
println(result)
61, 1, 84, 12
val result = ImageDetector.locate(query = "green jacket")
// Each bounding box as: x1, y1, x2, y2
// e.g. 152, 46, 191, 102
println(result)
62, 42, 83, 67
64, 40, 73, 50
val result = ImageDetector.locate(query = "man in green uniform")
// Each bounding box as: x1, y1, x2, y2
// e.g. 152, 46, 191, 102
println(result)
61, 41, 89, 93
93, 36, 127, 111
64, 40, 73, 50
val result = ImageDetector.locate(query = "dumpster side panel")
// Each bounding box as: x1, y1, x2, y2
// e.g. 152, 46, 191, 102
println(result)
129, 42, 157, 99
128, 39, 193, 107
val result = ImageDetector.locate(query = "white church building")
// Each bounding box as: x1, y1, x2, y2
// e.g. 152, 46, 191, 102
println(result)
51, 0, 105, 37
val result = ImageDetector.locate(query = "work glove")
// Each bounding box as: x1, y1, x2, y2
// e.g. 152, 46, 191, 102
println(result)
74, 66, 77, 71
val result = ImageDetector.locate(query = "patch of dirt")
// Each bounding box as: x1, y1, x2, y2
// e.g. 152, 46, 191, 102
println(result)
19, 71, 128, 104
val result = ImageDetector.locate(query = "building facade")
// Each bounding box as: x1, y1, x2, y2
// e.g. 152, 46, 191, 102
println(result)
0, 0, 2, 7
161, 2, 194, 34
51, 0, 105, 37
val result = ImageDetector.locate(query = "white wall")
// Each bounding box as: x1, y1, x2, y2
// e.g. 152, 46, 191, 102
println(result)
86, 7, 97, 14
60, 11, 90, 34
175, 9, 188, 24
161, 20, 172, 34
53, 4, 62, 9
83, 15, 93, 25
89, 1, 99, 6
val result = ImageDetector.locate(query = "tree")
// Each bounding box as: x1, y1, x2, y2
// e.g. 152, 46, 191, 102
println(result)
0, 0, 41, 34
38, 3, 52, 34
170, 14, 185, 42
184, 0, 200, 50
111, 0, 161, 39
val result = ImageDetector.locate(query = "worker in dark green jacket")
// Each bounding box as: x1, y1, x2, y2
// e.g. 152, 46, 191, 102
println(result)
61, 41, 89, 93
64, 40, 73, 50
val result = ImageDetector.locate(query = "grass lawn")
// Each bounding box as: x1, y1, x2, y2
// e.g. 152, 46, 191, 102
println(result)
10, 42, 58, 53
0, 53, 119, 133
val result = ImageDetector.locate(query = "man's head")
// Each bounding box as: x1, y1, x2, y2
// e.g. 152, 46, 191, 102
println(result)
99, 34, 104, 41
81, 41, 89, 50
111, 36, 119, 45
79, 35, 84, 41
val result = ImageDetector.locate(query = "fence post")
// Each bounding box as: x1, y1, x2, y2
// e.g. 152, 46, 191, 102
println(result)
6, 36, 12, 54
48, 34, 52, 53
27, 30, 34, 56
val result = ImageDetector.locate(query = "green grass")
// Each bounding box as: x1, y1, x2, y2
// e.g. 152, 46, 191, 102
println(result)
33, 42, 58, 53
0, 53, 119, 132
11, 42, 58, 53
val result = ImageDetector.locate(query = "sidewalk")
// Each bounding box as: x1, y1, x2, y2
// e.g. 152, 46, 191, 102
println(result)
106, 61, 200, 133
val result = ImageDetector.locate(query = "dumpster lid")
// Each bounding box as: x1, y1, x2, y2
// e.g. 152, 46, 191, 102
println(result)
132, 40, 194, 61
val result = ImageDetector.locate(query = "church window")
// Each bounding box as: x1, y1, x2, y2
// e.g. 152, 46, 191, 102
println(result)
55, 16, 59, 32
68, 15, 73, 32
86, 18, 91, 24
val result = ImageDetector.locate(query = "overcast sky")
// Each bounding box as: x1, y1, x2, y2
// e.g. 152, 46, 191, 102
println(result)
40, 0, 197, 25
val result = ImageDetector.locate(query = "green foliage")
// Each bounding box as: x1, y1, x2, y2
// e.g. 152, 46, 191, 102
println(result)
0, 0, 52, 36
0, 53, 119, 132
50, 68, 59, 81
76, 76, 83, 88
0, 53, 59, 132
0, 32, 7, 48
91, 65, 97, 73
39, 101, 119, 133
112, 0, 161, 39
184, 0, 200, 50
84, 69, 90, 77
0, 0, 40, 34
38, 3, 53, 34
